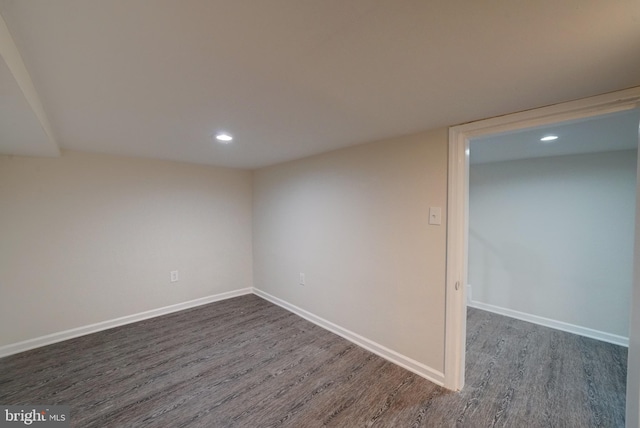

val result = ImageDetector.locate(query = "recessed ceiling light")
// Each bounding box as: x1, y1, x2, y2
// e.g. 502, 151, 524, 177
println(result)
540, 135, 558, 142
215, 132, 233, 143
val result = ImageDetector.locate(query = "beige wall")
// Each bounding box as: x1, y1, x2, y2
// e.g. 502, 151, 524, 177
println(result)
0, 151, 253, 347
252, 129, 449, 372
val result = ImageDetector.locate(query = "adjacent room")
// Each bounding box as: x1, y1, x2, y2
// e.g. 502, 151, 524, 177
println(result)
468, 110, 639, 345
465, 109, 639, 427
1, 1, 639, 427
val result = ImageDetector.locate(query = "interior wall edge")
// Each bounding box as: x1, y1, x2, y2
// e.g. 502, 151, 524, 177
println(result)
0, 288, 253, 359
252, 287, 445, 387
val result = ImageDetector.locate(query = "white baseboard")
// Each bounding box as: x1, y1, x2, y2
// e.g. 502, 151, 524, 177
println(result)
252, 287, 445, 386
0, 288, 253, 358
2, 286, 446, 388
468, 300, 629, 347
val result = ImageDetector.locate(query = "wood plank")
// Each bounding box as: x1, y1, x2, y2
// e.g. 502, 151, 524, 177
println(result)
0, 295, 626, 427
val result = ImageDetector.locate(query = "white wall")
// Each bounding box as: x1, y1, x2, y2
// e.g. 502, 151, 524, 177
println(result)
469, 150, 637, 338
252, 129, 448, 373
0, 151, 253, 347
627, 147, 640, 428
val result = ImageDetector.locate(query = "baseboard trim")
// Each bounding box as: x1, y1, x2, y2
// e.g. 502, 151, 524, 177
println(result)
2, 286, 447, 386
468, 300, 629, 347
0, 288, 253, 358
252, 288, 445, 386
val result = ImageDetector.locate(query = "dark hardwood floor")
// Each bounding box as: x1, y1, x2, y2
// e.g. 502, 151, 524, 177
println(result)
0, 295, 627, 427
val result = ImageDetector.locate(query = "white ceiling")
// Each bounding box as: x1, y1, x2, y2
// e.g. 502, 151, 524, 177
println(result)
1, 1, 639, 169
470, 109, 640, 164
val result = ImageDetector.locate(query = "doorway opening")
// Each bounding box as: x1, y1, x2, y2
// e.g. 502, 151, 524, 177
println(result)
467, 109, 637, 346
444, 87, 640, 421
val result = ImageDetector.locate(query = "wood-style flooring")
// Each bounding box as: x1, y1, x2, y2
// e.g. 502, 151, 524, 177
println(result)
0, 294, 627, 427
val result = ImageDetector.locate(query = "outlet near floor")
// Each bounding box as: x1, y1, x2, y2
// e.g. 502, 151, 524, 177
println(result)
170, 270, 179, 283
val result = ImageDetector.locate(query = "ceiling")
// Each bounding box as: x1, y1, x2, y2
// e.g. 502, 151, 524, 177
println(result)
1, 1, 639, 169
470, 109, 640, 164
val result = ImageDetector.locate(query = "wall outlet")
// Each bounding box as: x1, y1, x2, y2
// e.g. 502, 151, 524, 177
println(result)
299, 273, 305, 286
170, 270, 179, 283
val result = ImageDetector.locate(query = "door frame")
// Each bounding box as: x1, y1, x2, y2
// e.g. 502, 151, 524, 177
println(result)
444, 86, 640, 391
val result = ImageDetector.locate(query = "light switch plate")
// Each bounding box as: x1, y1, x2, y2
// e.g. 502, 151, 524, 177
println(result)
429, 207, 442, 225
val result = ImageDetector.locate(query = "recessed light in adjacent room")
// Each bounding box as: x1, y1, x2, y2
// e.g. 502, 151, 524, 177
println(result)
215, 132, 233, 143
540, 135, 558, 142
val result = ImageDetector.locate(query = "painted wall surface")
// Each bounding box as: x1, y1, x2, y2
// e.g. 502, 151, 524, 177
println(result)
627, 148, 640, 428
252, 129, 448, 372
0, 151, 253, 346
469, 150, 637, 337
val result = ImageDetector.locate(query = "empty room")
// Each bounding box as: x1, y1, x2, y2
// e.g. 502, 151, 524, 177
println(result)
1, 1, 639, 427
466, 110, 639, 427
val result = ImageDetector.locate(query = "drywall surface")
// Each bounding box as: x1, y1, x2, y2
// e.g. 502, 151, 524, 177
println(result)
627, 148, 640, 428
0, 151, 253, 346
252, 129, 448, 372
469, 150, 637, 337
